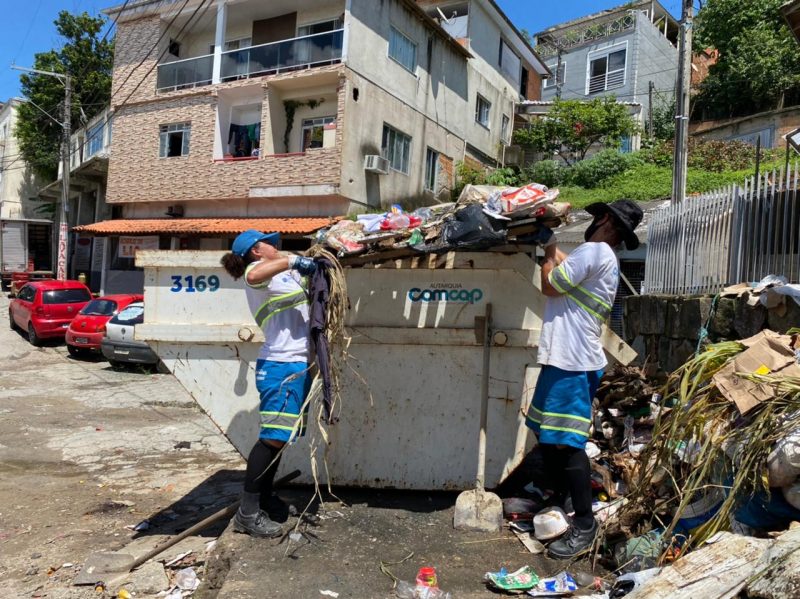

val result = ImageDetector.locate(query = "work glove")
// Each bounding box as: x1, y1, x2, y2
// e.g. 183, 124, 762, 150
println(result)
287, 255, 317, 276
520, 226, 556, 247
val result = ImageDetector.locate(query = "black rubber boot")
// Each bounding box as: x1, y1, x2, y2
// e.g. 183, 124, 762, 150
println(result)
259, 493, 296, 523
547, 518, 598, 559
232, 508, 282, 538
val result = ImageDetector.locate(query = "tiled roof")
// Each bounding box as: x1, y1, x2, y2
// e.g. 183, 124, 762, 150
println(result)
73, 217, 340, 236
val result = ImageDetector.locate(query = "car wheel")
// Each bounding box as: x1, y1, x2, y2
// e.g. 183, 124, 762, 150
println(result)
28, 323, 42, 346
8, 311, 15, 331
67, 344, 81, 357
155, 360, 170, 374
108, 360, 124, 370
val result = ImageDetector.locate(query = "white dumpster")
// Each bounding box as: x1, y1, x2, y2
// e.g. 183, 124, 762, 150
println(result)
136, 249, 635, 490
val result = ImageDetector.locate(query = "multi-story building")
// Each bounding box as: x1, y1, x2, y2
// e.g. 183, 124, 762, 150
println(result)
75, 0, 547, 292
41, 109, 114, 291
533, 0, 679, 150
0, 99, 52, 287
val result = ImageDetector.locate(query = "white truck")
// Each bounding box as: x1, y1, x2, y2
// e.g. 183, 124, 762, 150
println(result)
0, 218, 53, 292
135, 248, 635, 490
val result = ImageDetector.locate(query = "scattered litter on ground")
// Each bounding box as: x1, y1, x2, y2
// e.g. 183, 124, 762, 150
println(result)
173, 566, 199, 591
484, 565, 540, 593
319, 590, 339, 598
164, 551, 192, 567
173, 441, 191, 450
526, 571, 578, 596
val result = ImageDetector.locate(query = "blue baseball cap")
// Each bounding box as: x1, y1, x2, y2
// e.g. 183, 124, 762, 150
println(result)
232, 230, 280, 257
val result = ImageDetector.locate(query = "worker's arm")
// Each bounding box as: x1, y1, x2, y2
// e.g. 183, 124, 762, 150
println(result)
245, 256, 290, 287
540, 244, 569, 297
245, 254, 317, 287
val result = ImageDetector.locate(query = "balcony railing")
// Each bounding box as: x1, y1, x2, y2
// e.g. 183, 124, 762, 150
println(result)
220, 29, 344, 81
157, 54, 214, 92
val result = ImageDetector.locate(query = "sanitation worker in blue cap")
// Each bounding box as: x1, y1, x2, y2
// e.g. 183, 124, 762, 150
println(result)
523, 199, 643, 559
220, 230, 317, 537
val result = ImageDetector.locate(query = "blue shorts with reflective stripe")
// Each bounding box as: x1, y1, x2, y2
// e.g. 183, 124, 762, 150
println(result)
526, 365, 603, 449
255, 360, 312, 443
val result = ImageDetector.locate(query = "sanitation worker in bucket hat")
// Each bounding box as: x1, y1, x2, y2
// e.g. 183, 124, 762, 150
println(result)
522, 199, 643, 559
220, 230, 317, 538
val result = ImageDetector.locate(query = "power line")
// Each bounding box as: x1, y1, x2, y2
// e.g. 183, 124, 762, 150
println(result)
13, 0, 45, 65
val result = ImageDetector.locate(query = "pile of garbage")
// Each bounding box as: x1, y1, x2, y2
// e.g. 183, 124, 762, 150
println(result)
494, 332, 800, 597
612, 331, 800, 551
315, 183, 570, 261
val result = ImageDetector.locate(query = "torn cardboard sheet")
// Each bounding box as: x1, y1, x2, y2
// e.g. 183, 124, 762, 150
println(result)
713, 332, 800, 414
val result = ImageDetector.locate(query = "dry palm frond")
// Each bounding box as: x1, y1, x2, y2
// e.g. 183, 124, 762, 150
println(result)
613, 341, 800, 560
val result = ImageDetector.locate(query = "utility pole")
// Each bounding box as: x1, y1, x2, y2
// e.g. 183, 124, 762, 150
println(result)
648, 81, 655, 138
671, 0, 694, 203
60, 75, 71, 281
12, 66, 71, 279
555, 45, 564, 100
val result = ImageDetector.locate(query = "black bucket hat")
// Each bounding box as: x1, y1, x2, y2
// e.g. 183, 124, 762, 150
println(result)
585, 199, 644, 250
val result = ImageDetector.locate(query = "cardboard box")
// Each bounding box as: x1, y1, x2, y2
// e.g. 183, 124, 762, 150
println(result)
713, 331, 800, 414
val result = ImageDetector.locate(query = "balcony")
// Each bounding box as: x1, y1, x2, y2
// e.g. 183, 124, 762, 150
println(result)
222, 29, 343, 81
157, 54, 214, 93
156, 30, 343, 92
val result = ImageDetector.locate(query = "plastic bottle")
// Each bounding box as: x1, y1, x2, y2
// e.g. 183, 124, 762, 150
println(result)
416, 567, 438, 588
395, 580, 452, 599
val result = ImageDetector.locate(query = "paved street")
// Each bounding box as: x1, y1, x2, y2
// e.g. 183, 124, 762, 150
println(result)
0, 293, 242, 598
0, 293, 580, 599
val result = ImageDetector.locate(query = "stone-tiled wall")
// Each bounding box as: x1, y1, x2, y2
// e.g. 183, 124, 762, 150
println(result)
106, 68, 346, 205
624, 294, 800, 372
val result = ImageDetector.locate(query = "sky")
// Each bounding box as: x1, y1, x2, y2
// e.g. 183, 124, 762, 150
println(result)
0, 0, 683, 102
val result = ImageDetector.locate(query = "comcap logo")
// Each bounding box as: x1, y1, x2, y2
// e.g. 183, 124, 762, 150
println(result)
408, 287, 484, 304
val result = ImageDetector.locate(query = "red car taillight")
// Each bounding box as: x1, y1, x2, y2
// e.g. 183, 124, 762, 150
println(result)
96, 324, 106, 333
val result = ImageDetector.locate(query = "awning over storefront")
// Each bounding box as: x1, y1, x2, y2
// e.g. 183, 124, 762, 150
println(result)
72, 217, 340, 237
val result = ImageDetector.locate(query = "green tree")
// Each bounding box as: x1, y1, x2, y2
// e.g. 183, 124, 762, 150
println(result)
694, 0, 800, 119
15, 11, 114, 180
512, 97, 639, 165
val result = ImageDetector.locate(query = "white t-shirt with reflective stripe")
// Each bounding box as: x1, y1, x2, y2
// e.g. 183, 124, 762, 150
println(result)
244, 263, 311, 363
538, 242, 619, 372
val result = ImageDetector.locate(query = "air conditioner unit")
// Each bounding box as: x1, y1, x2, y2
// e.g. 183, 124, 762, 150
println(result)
364, 155, 389, 175
165, 205, 184, 217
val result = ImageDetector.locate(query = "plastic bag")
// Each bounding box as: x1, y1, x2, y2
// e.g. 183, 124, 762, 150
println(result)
484, 566, 540, 592
442, 204, 506, 249
527, 571, 578, 596
323, 220, 366, 254
499, 184, 559, 218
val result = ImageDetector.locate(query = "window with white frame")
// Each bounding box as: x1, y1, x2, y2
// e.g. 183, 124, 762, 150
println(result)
587, 47, 626, 94
389, 26, 417, 73
475, 95, 491, 128
543, 62, 565, 89
501, 115, 510, 144
301, 116, 335, 151
424, 148, 439, 192
159, 122, 191, 158
498, 39, 521, 85
382, 124, 411, 174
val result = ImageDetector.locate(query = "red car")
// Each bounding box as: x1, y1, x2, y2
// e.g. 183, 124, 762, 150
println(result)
9, 280, 93, 346
65, 294, 143, 355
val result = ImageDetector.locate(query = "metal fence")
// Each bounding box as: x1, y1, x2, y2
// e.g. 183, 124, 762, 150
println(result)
644, 163, 800, 295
